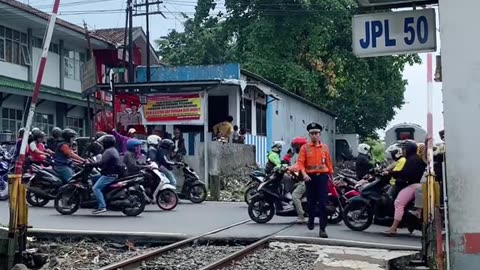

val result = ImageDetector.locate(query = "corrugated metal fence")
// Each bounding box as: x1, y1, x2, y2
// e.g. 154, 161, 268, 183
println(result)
245, 134, 267, 167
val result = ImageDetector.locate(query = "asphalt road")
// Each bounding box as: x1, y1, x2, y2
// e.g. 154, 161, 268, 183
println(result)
0, 200, 420, 248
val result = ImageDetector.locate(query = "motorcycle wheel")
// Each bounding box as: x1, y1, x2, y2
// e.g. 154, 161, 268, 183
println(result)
327, 199, 343, 225
244, 186, 258, 205
342, 200, 373, 231
54, 190, 80, 215
27, 190, 50, 207
122, 190, 147, 216
248, 196, 275, 224
188, 184, 207, 203
156, 189, 179, 211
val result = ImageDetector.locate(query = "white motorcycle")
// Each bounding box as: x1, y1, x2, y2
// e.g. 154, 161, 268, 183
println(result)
142, 162, 178, 211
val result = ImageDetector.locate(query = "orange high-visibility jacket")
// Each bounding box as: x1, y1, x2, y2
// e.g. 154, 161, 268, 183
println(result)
296, 142, 334, 175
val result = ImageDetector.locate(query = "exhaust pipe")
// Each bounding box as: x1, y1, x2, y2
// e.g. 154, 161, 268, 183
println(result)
27, 186, 55, 199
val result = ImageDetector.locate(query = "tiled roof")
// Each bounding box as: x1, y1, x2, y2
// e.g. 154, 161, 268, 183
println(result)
0, 75, 83, 101
92, 27, 143, 46
0, 0, 112, 45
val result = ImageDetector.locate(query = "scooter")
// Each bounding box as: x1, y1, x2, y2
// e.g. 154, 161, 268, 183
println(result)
342, 174, 421, 233
54, 165, 147, 216
248, 167, 341, 224
176, 163, 208, 203
142, 162, 178, 211
0, 153, 12, 201
244, 170, 266, 205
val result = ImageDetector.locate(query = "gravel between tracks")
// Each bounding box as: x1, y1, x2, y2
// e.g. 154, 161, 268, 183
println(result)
222, 242, 318, 270
141, 245, 244, 270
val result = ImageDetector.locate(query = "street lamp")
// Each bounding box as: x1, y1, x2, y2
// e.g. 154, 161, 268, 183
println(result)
356, 0, 438, 8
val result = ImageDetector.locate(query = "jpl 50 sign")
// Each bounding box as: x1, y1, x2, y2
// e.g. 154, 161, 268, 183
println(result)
352, 9, 437, 57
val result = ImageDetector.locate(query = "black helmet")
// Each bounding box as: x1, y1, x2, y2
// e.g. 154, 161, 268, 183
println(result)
401, 140, 417, 157
160, 139, 174, 150
95, 131, 107, 140
52, 127, 62, 138
97, 134, 116, 149
18, 128, 26, 138
62, 128, 78, 142
32, 129, 45, 140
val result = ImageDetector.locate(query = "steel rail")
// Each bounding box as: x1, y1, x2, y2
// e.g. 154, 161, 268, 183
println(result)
99, 219, 251, 270
198, 224, 294, 270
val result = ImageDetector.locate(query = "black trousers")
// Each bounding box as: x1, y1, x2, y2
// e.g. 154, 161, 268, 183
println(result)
306, 173, 329, 230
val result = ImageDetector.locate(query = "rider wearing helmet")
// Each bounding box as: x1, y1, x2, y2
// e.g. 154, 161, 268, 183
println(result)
124, 139, 147, 175
13, 128, 27, 162
385, 140, 427, 235
53, 128, 84, 182
28, 129, 49, 164
146, 134, 162, 161
355, 143, 373, 180
289, 137, 308, 223
83, 132, 107, 158
112, 128, 137, 155
89, 134, 122, 214
47, 127, 63, 152
265, 141, 284, 174
157, 139, 178, 187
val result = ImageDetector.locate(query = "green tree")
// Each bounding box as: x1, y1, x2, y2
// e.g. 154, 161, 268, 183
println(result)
156, 0, 420, 137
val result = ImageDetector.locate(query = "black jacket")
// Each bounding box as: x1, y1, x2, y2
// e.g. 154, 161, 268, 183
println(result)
92, 147, 122, 176
148, 146, 175, 170
124, 150, 144, 175
390, 149, 426, 188
355, 153, 373, 179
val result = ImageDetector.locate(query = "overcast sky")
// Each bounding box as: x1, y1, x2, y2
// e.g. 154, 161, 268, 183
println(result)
25, 0, 444, 139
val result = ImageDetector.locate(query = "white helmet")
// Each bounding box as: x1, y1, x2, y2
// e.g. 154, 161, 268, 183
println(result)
386, 144, 403, 160
357, 143, 371, 155
147, 135, 162, 146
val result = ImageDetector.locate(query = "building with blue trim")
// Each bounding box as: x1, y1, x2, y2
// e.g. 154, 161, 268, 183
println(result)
134, 63, 336, 167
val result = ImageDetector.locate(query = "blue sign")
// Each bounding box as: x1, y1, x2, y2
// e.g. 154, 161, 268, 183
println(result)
352, 9, 437, 57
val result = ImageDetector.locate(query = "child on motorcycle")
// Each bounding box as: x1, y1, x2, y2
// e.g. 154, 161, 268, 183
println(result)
28, 129, 51, 165
89, 135, 123, 214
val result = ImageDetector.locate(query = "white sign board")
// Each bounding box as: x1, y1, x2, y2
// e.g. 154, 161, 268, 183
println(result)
352, 9, 437, 57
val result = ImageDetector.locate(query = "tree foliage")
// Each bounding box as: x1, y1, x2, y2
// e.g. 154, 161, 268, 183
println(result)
156, 0, 420, 137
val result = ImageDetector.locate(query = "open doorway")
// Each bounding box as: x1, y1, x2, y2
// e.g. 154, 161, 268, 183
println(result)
208, 96, 229, 131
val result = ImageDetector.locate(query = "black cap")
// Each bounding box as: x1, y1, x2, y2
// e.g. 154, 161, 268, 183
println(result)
307, 122, 323, 132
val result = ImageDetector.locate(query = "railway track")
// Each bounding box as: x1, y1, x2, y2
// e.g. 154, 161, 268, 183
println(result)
99, 220, 294, 270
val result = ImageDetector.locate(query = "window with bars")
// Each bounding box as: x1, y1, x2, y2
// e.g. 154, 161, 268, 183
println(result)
64, 49, 86, 80
1, 108, 23, 134
66, 117, 84, 136
0, 25, 30, 66
33, 113, 54, 135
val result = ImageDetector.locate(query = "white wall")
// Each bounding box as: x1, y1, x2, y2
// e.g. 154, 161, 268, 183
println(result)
0, 61, 28, 81
270, 89, 335, 153
32, 48, 60, 88
439, 0, 480, 268
64, 78, 81, 92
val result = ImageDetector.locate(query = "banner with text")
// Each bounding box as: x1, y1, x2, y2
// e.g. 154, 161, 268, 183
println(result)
143, 92, 205, 125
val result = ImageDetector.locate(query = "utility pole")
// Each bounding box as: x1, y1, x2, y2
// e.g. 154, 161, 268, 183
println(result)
128, 0, 134, 83
133, 0, 165, 82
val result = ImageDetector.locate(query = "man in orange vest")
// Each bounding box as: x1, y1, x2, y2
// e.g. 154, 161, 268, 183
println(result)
296, 122, 334, 238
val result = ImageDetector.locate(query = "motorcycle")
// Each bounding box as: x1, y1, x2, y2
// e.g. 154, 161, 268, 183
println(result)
54, 165, 146, 216
25, 160, 84, 207
248, 167, 341, 224
142, 162, 178, 211
0, 151, 13, 201
342, 174, 421, 233
244, 170, 266, 205
176, 163, 208, 203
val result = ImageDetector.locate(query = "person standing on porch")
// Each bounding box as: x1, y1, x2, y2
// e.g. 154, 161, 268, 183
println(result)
296, 122, 334, 238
